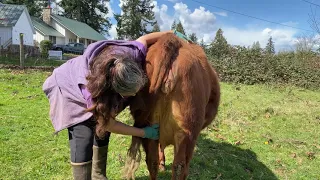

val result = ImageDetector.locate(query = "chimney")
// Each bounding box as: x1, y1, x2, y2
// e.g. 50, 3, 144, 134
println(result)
43, 2, 52, 25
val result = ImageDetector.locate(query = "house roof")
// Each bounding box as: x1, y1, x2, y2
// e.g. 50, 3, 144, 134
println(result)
0, 3, 35, 33
0, 4, 25, 27
51, 14, 106, 41
31, 16, 64, 37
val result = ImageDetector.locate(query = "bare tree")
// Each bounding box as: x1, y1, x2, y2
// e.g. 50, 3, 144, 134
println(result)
308, 6, 320, 34
305, 6, 320, 52
294, 33, 319, 52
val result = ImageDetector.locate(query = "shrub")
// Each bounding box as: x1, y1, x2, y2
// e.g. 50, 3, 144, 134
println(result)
40, 40, 53, 58
208, 47, 320, 90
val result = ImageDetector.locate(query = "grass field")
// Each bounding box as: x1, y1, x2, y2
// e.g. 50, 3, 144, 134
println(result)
0, 68, 319, 180
0, 55, 76, 67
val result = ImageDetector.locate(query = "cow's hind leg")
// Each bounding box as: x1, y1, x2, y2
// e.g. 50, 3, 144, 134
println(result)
159, 144, 166, 172
142, 139, 159, 180
172, 131, 197, 180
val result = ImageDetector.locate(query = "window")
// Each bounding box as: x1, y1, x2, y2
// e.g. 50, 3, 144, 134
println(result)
49, 36, 56, 44
79, 39, 84, 44
69, 39, 76, 43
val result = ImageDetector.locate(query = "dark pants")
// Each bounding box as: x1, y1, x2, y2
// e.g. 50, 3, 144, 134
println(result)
68, 118, 111, 163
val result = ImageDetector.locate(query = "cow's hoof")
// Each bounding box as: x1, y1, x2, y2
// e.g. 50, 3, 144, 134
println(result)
159, 163, 166, 172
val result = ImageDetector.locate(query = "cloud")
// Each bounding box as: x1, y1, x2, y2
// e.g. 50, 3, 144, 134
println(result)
152, 1, 217, 37
173, 3, 217, 40
152, 1, 174, 31
152, 2, 222, 43
160, 2, 296, 50
104, 1, 114, 18
93, 1, 114, 20
118, 0, 125, 15
222, 27, 298, 51
108, 24, 118, 39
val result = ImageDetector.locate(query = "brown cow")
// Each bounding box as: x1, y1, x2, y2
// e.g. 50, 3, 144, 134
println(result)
123, 33, 220, 180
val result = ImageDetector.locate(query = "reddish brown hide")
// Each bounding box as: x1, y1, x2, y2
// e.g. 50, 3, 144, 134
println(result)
123, 33, 220, 180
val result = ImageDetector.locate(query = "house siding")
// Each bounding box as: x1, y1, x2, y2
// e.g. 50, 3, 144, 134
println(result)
56, 36, 64, 45
33, 31, 45, 46
51, 20, 65, 36
0, 27, 12, 46
51, 19, 69, 45
12, 10, 34, 46
33, 31, 65, 46
65, 29, 77, 44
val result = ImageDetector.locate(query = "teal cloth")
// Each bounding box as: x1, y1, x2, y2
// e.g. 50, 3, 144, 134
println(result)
173, 29, 193, 42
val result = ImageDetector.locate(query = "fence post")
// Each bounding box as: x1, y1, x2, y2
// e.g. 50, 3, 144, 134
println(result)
20, 33, 24, 68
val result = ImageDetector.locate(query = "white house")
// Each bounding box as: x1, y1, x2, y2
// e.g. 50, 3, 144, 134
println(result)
32, 7, 106, 47
0, 3, 35, 48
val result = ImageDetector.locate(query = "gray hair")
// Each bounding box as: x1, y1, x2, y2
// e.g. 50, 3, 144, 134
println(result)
111, 58, 147, 95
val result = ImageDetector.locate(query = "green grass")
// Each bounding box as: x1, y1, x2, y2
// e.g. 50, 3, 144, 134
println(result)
0, 69, 319, 180
0, 55, 70, 67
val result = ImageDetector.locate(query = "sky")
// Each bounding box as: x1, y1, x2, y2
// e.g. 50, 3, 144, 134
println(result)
103, 0, 320, 51
57, 0, 320, 51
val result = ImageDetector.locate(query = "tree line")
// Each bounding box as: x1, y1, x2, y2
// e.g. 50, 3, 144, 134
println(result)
2, 0, 310, 54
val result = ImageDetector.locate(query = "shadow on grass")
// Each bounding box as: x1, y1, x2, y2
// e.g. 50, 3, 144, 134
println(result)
135, 135, 278, 180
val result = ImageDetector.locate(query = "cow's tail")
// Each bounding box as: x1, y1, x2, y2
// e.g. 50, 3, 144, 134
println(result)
122, 136, 142, 180
149, 33, 183, 94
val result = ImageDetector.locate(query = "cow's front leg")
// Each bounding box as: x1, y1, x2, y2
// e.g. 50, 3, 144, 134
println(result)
172, 131, 197, 180
142, 139, 159, 180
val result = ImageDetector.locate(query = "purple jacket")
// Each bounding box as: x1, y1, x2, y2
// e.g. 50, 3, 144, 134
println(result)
42, 40, 147, 133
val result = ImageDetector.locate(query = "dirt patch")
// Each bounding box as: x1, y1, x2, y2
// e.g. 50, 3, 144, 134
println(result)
0, 64, 56, 71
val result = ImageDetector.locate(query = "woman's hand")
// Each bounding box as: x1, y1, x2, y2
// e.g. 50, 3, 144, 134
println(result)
136, 30, 173, 47
142, 124, 160, 140
136, 30, 194, 48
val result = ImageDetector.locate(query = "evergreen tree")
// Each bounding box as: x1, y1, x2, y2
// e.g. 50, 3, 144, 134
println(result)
58, 0, 111, 34
199, 38, 206, 49
175, 21, 185, 35
209, 28, 229, 58
265, 36, 275, 54
3, 0, 48, 17
188, 33, 198, 43
252, 41, 262, 52
115, 0, 156, 40
171, 20, 176, 30
152, 21, 160, 32
252, 41, 260, 49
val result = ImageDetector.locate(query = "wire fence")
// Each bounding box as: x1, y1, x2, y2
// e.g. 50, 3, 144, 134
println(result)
0, 52, 79, 69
